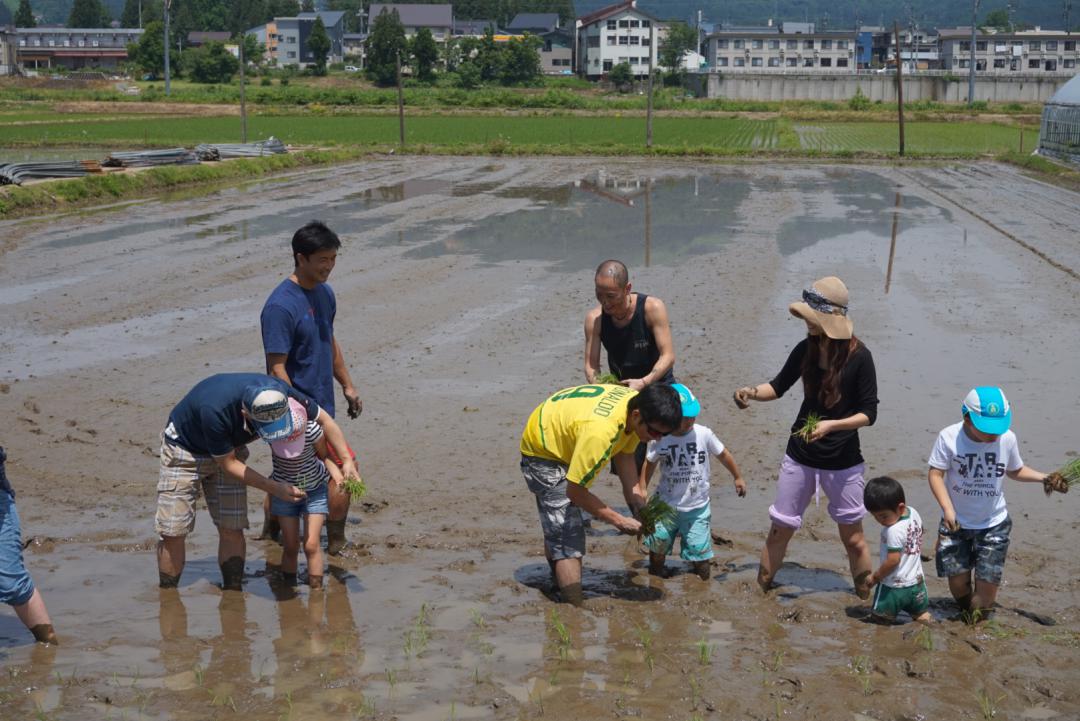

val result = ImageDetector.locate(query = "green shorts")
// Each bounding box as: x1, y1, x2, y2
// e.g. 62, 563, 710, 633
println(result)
871, 579, 929, 620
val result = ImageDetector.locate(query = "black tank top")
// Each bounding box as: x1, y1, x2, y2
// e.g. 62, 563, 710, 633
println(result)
599, 293, 675, 385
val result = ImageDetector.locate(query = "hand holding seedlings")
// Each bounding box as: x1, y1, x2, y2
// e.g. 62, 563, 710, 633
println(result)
637, 495, 676, 537
792, 412, 823, 443
595, 372, 621, 385
1043, 460, 1079, 496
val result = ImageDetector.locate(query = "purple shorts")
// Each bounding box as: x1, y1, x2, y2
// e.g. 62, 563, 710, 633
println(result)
768, 455, 867, 529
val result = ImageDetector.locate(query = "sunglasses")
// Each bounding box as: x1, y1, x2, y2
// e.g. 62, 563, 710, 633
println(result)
643, 420, 672, 438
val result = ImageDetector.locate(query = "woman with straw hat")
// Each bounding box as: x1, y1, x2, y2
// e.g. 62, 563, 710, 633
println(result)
732, 277, 879, 599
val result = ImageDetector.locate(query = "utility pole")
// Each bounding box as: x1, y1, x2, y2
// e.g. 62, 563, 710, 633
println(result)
646, 24, 654, 148
239, 38, 247, 142
1066, 1, 1074, 35
968, 0, 980, 106
396, 49, 405, 146
894, 21, 905, 156
164, 0, 171, 96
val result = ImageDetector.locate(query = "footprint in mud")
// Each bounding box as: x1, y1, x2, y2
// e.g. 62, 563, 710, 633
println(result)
23, 400, 39, 414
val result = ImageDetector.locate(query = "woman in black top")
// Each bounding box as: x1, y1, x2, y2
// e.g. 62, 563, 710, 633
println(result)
733, 277, 878, 598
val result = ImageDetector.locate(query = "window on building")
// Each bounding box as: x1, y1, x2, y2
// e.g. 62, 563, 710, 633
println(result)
717, 39, 729, 48
837, 40, 848, 49
751, 57, 762, 66
642, 37, 649, 46
1029, 41, 1041, 50
618, 36, 628, 45
787, 39, 797, 49
1045, 59, 1057, 70
821, 39, 832, 49
1065, 58, 1076, 68
618, 19, 629, 28
803, 57, 814, 66
642, 20, 650, 27
976, 59, 986, 70
837, 57, 848, 67
994, 58, 1006, 68
804, 39, 814, 49
768, 57, 780, 66
287, 51, 296, 58
734, 57, 745, 66
1066, 41, 1076, 51
630, 36, 639, 44
752, 38, 763, 49
629, 19, 639, 27
618, 56, 628, 63
733, 39, 744, 49
959, 59, 969, 68
976, 41, 987, 51
607, 36, 616, 45
960, 40, 970, 51
786, 57, 797, 66
769, 39, 780, 49
1029, 58, 1040, 68
717, 57, 729, 66
607, 19, 616, 29
820, 57, 832, 66
603, 59, 612, 70
1010, 58, 1019, 70
1046, 40, 1058, 50
588, 35, 600, 47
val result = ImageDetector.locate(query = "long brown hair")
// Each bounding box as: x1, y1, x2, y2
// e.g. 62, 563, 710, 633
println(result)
801, 334, 862, 409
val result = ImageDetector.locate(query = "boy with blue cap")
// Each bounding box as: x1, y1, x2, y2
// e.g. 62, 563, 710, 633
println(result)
928, 386, 1063, 619
640, 383, 747, 580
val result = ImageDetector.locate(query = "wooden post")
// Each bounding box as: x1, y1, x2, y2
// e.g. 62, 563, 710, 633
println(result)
239, 39, 248, 143
886, 191, 901, 294
396, 50, 405, 146
646, 26, 655, 148
163, 0, 171, 96
894, 21, 905, 156
1019, 124, 1024, 153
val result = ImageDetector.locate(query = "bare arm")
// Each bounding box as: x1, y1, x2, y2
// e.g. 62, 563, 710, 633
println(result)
315, 434, 344, 489
716, 448, 747, 497
733, 382, 779, 408
869, 550, 901, 586
265, 353, 291, 384
332, 337, 362, 419
613, 452, 647, 515
807, 412, 871, 443
565, 480, 641, 535
631, 296, 675, 389
928, 467, 958, 531
583, 308, 603, 383
1006, 465, 1048, 483
215, 451, 305, 502
640, 458, 658, 495
314, 412, 359, 481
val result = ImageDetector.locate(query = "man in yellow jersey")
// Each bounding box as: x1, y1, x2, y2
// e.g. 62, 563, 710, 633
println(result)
520, 383, 682, 605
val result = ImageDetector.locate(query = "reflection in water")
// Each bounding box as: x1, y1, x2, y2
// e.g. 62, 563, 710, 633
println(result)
886, 192, 902, 293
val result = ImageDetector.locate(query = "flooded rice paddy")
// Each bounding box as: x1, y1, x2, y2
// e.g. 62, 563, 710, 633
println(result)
0, 158, 1078, 720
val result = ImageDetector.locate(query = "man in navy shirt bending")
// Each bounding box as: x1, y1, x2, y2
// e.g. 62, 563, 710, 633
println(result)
155, 373, 358, 590
261, 221, 362, 554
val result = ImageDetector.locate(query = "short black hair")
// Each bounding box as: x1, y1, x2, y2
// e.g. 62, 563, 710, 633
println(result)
595, 259, 629, 288
863, 476, 906, 513
628, 384, 682, 431
292, 221, 341, 266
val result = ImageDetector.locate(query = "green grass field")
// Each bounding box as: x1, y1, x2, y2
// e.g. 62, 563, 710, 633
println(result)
0, 114, 1038, 156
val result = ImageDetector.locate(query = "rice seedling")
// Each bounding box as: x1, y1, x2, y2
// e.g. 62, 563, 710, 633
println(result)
355, 694, 376, 718
635, 623, 655, 671
975, 687, 1006, 719
914, 625, 934, 652
192, 664, 204, 687
688, 675, 702, 710
342, 475, 367, 502
469, 609, 485, 628
384, 668, 397, 697
403, 604, 432, 658
792, 412, 822, 443
550, 608, 572, 661
1044, 459, 1080, 495
638, 495, 676, 537
696, 637, 714, 666
850, 655, 873, 695
595, 373, 621, 385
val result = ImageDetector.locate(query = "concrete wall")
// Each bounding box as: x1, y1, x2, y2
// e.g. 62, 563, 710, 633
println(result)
687, 71, 1072, 103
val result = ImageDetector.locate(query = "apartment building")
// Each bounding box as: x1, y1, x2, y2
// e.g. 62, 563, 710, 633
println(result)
939, 27, 1079, 73
15, 27, 143, 70
366, 4, 453, 43
575, 0, 664, 79
704, 22, 856, 71
267, 11, 345, 68
508, 12, 572, 74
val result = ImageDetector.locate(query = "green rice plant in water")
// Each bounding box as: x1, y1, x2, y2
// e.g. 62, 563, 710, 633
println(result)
696, 638, 714, 666
792, 412, 822, 442
638, 495, 676, 537
550, 608, 572, 661
975, 687, 1006, 719
595, 372, 621, 385
342, 476, 367, 502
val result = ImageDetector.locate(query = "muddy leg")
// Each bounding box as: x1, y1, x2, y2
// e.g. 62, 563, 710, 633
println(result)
257, 494, 280, 542
947, 573, 974, 611
13, 589, 56, 644
326, 472, 350, 556
758, 523, 795, 592
839, 521, 873, 600
648, 552, 667, 578
692, 560, 711, 581
157, 535, 186, 587
969, 578, 999, 621
553, 557, 584, 606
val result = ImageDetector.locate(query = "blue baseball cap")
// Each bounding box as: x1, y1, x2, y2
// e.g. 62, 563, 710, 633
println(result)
242, 386, 295, 441
670, 383, 700, 418
962, 386, 1012, 435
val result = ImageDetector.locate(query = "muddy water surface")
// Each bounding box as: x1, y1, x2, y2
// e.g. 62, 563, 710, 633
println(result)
1, 158, 1078, 720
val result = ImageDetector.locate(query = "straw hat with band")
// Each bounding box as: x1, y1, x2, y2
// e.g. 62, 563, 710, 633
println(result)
788, 276, 854, 340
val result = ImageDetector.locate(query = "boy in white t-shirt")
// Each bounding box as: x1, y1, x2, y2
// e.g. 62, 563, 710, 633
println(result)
863, 476, 930, 624
928, 387, 1063, 620
640, 383, 747, 580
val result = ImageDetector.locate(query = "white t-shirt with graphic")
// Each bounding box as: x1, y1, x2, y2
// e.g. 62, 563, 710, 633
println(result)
645, 424, 724, 512
928, 421, 1023, 530
879, 506, 925, 588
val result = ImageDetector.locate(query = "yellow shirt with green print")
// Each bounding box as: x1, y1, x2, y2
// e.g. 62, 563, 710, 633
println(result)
520, 384, 640, 487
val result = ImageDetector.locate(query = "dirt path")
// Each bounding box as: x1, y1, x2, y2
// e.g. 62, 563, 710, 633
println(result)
0, 158, 1077, 720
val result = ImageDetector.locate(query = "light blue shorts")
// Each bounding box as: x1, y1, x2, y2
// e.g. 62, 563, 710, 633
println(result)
270, 483, 329, 518
644, 503, 714, 562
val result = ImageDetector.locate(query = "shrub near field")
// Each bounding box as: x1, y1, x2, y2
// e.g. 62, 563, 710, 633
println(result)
0, 114, 1039, 155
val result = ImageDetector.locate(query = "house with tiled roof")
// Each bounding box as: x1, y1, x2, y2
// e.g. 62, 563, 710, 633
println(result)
574, 0, 665, 79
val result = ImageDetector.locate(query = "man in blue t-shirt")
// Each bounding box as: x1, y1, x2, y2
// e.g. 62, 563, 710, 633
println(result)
260, 221, 362, 554
155, 373, 359, 591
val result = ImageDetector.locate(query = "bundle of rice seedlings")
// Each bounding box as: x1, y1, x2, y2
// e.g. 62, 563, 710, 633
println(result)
792, 412, 822, 443
342, 475, 367, 502
595, 372, 621, 385
1044, 459, 1080, 496
638, 495, 676, 537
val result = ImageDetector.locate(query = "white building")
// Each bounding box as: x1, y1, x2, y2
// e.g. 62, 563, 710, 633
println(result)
938, 27, 1079, 74
575, 0, 665, 79
705, 22, 856, 71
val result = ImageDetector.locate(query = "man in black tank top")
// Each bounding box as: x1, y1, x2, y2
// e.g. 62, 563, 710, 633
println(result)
584, 259, 675, 389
